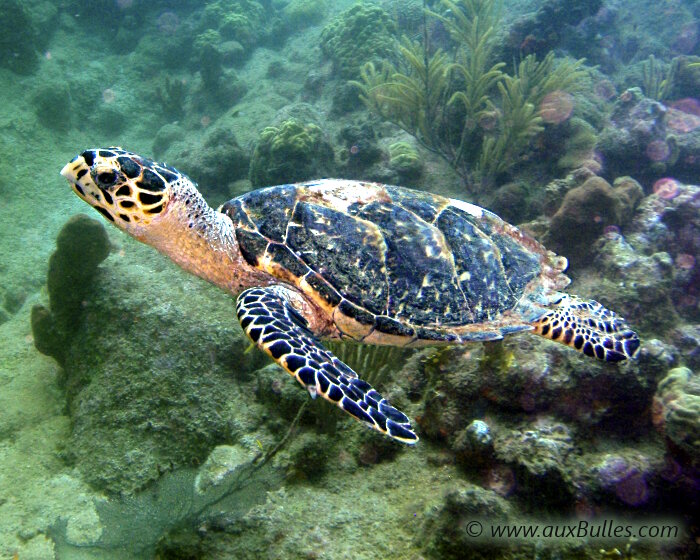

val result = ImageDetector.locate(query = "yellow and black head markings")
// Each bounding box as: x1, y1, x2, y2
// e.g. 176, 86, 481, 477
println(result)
63, 147, 641, 445
61, 148, 177, 228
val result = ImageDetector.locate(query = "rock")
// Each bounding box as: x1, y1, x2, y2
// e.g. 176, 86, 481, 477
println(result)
503, 0, 603, 59
578, 447, 663, 508
626, 183, 700, 322
195, 445, 254, 494
43, 236, 267, 495
493, 418, 575, 507
588, 235, 678, 334
0, 0, 42, 74
669, 325, 700, 371
454, 419, 494, 468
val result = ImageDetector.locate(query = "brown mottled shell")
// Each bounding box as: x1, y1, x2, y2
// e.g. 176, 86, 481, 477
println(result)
220, 179, 568, 346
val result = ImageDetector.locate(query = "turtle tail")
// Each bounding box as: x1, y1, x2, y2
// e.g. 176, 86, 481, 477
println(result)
532, 295, 640, 362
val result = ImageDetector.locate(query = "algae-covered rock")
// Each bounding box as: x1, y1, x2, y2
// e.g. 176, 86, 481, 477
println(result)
195, 444, 255, 494
194, 29, 225, 88
249, 119, 335, 187
59, 252, 262, 495
201, 0, 267, 52
589, 238, 678, 335
282, 0, 328, 31
32, 81, 72, 131
493, 418, 575, 507
320, 2, 397, 78
337, 122, 383, 176
655, 367, 700, 462
546, 176, 643, 263
0, 0, 40, 74
168, 124, 250, 205
453, 419, 494, 468
423, 481, 512, 558
284, 431, 333, 481
31, 214, 110, 364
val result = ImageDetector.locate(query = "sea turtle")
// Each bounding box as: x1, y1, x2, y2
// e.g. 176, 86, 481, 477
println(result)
60, 148, 640, 444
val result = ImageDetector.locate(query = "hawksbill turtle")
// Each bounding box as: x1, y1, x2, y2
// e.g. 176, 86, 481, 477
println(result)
61, 148, 640, 444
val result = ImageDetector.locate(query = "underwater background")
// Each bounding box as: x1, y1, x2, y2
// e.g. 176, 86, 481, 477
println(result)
0, 0, 699, 558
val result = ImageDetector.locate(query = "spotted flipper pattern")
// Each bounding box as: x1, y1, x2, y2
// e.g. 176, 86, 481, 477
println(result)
236, 286, 418, 444
532, 295, 640, 362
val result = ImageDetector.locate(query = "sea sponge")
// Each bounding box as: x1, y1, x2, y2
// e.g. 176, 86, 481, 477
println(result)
249, 119, 335, 186
31, 214, 111, 364
320, 2, 397, 79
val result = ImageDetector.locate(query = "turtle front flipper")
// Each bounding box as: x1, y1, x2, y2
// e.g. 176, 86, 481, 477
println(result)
236, 286, 418, 444
532, 295, 640, 362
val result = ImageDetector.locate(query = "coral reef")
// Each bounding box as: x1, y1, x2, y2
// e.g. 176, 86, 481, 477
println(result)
320, 2, 397, 79
355, 0, 588, 188
249, 118, 335, 186
598, 87, 700, 185
504, 0, 603, 59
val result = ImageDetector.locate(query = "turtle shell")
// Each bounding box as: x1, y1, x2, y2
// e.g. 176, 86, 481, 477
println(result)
221, 180, 569, 346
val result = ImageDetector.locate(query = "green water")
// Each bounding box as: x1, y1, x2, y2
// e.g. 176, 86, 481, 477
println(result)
0, 1, 698, 558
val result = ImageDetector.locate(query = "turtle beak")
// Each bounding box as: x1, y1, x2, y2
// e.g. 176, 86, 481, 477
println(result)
61, 155, 89, 193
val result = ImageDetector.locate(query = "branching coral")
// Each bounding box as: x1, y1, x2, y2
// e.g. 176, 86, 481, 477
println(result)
354, 0, 587, 189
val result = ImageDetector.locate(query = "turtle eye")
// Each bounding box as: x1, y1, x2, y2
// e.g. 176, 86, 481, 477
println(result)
97, 171, 117, 185
95, 170, 118, 188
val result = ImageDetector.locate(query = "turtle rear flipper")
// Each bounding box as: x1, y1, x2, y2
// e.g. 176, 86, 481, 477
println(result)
532, 295, 640, 362
236, 286, 418, 444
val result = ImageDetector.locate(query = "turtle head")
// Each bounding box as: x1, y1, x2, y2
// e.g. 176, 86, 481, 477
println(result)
62, 148, 241, 291
61, 147, 190, 237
